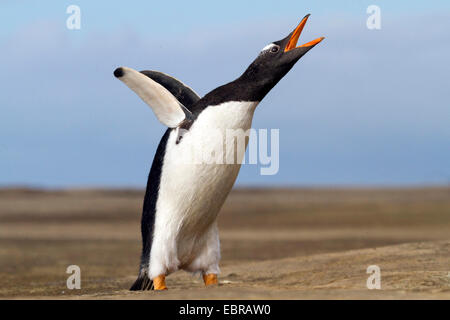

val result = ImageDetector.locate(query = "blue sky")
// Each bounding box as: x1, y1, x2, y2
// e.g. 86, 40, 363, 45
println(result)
1, 1, 449, 187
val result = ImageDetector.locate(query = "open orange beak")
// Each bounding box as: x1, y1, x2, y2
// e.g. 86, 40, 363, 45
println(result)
284, 14, 324, 52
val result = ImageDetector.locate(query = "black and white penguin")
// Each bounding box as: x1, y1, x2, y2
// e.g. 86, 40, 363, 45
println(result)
114, 14, 324, 290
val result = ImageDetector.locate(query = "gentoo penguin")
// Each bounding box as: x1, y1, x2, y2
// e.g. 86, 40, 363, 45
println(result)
114, 14, 324, 291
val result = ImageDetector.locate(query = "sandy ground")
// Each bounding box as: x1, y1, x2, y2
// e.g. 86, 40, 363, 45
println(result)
0, 187, 449, 299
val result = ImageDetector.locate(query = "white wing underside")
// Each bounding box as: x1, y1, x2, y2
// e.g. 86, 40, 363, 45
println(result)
116, 66, 187, 128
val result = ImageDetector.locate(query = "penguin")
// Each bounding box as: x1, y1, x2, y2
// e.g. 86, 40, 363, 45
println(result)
114, 14, 324, 291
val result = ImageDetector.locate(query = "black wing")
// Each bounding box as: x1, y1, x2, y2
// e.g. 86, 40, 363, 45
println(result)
130, 128, 171, 291
140, 70, 200, 111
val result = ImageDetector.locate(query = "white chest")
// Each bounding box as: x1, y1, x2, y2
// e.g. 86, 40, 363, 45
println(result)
155, 101, 258, 238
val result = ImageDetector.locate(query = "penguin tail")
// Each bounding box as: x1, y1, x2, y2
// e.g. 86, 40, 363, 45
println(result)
130, 270, 154, 291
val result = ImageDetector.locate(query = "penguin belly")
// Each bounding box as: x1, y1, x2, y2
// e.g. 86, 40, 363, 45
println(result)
149, 101, 258, 277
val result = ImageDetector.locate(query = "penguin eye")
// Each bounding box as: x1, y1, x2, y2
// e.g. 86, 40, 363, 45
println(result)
270, 45, 280, 53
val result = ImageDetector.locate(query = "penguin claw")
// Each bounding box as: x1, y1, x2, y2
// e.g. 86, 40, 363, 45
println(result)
203, 273, 218, 286
153, 274, 168, 290
130, 271, 154, 291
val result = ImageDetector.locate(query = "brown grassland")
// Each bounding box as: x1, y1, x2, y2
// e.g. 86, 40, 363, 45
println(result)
0, 187, 449, 299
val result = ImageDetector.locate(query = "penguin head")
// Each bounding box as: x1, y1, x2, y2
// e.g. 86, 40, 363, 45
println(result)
239, 14, 324, 97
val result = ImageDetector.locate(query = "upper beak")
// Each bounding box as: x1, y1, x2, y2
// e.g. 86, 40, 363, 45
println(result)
284, 14, 324, 52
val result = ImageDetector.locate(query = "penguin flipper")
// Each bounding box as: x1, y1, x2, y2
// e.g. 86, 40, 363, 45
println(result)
114, 66, 189, 128
140, 70, 200, 110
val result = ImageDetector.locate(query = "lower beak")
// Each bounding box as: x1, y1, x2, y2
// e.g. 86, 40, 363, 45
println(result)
284, 14, 324, 52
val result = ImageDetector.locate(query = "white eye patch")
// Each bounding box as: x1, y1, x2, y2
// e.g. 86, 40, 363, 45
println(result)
260, 43, 276, 53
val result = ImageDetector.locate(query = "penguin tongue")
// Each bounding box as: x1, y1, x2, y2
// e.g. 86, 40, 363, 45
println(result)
285, 14, 324, 52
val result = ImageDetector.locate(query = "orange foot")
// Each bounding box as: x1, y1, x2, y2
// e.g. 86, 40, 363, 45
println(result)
153, 274, 168, 290
203, 273, 218, 286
